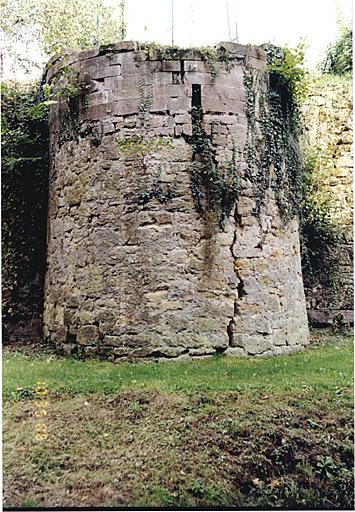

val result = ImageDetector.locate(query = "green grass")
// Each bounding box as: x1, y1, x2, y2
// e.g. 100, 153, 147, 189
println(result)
3, 333, 353, 399
3, 332, 354, 508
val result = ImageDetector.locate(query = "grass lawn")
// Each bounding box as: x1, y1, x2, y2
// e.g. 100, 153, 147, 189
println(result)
2, 332, 354, 509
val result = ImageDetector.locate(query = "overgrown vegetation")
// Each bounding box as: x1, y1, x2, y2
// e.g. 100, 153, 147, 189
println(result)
116, 135, 177, 204
3, 334, 353, 508
190, 106, 239, 229
320, 25, 352, 76
244, 43, 307, 219
299, 145, 341, 278
1, 0, 125, 74
300, 26, 352, 288
1, 81, 49, 334
42, 59, 92, 142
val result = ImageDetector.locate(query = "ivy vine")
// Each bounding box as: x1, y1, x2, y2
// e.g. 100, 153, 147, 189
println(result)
243, 44, 307, 220
137, 166, 177, 205
1, 81, 49, 334
189, 106, 239, 229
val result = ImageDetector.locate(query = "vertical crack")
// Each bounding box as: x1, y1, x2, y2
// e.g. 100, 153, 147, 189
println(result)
227, 205, 247, 347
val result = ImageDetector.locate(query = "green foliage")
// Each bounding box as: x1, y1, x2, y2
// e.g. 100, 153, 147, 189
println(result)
244, 44, 307, 219
137, 167, 177, 205
43, 61, 90, 141
190, 107, 239, 229
3, 334, 353, 398
138, 77, 153, 125
321, 26, 352, 76
267, 43, 308, 111
118, 0, 127, 41
43, 65, 83, 102
117, 135, 173, 156
1, 81, 49, 332
299, 146, 341, 277
1, 0, 124, 74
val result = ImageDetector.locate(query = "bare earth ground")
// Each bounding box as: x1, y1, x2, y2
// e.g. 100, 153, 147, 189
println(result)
2, 333, 354, 509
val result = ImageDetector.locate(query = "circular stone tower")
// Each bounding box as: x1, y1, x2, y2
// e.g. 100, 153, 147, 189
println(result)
43, 41, 309, 359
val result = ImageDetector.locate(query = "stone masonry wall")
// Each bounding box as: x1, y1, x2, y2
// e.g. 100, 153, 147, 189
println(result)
43, 41, 309, 359
303, 76, 353, 327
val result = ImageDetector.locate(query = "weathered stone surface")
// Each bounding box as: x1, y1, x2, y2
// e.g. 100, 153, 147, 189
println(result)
43, 41, 310, 359
303, 77, 353, 326
77, 325, 99, 345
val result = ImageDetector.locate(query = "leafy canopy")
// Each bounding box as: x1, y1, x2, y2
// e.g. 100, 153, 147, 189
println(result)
320, 25, 352, 76
1, 0, 126, 73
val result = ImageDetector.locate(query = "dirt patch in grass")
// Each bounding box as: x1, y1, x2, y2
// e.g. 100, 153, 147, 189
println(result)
3, 388, 353, 509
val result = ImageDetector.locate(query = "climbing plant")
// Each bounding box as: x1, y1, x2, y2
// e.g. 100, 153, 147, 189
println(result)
244, 43, 307, 219
190, 106, 239, 229
1, 80, 49, 334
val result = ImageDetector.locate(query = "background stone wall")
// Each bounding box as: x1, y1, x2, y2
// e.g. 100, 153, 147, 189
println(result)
303, 76, 353, 327
43, 41, 309, 359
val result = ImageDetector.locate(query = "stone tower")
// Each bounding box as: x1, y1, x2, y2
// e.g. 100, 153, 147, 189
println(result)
43, 41, 309, 359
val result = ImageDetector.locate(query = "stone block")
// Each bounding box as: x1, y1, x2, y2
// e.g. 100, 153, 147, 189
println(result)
167, 84, 191, 98
174, 113, 190, 124
77, 325, 99, 345
78, 48, 100, 61
168, 96, 191, 113
181, 123, 192, 136
151, 95, 168, 112
101, 41, 137, 53
112, 98, 140, 116
184, 72, 214, 85
87, 103, 114, 120
91, 65, 121, 80
102, 335, 123, 346
104, 76, 122, 90
88, 91, 109, 106
159, 60, 181, 72
184, 60, 208, 73
244, 336, 274, 355
85, 55, 111, 69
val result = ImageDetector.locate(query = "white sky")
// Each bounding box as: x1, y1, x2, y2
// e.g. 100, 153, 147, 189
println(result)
3, 0, 353, 79
123, 0, 352, 68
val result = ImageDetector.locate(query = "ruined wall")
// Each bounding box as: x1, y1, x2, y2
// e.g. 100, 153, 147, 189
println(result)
43, 41, 309, 359
303, 76, 353, 327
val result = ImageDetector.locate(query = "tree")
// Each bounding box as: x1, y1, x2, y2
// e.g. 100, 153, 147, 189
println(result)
1, 0, 126, 75
320, 25, 352, 76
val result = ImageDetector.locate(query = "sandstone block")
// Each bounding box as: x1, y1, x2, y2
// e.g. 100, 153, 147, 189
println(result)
77, 325, 99, 345
91, 65, 121, 80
